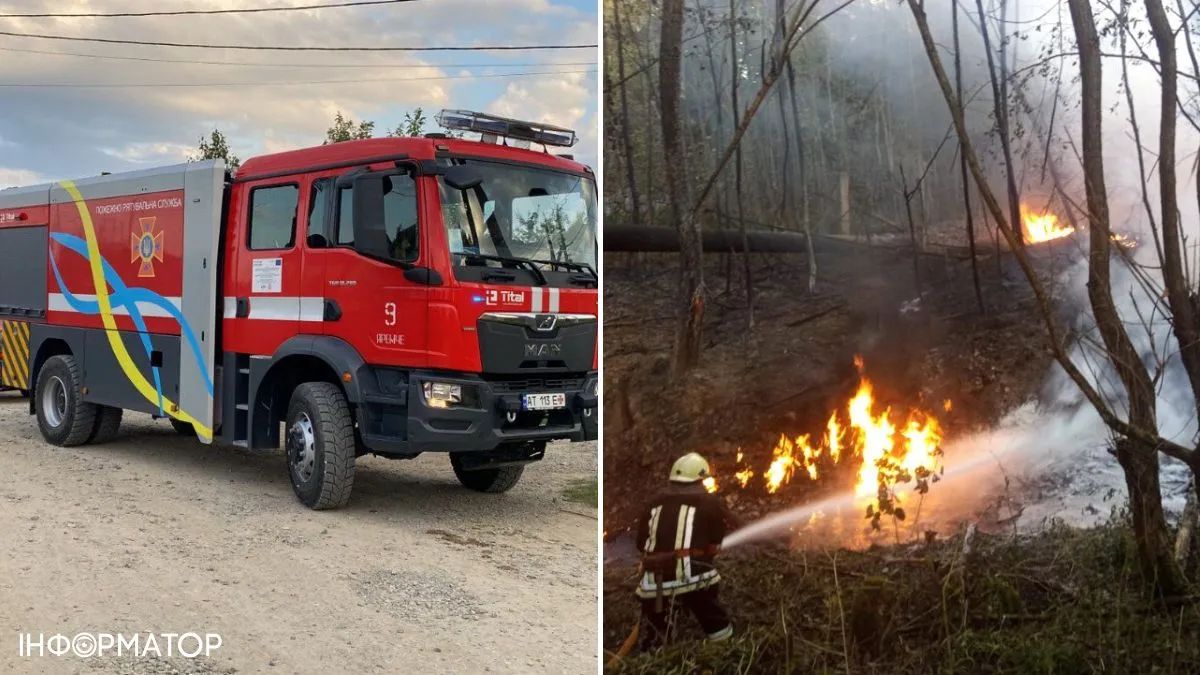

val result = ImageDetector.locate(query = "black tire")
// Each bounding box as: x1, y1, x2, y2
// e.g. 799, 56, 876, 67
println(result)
169, 418, 195, 436
451, 458, 525, 494
285, 382, 356, 510
35, 355, 97, 447
88, 405, 123, 444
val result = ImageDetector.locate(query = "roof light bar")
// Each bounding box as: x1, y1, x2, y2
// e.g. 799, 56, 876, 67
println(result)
435, 109, 577, 148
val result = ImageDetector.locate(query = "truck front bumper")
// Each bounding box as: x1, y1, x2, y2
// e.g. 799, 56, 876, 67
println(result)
355, 368, 598, 456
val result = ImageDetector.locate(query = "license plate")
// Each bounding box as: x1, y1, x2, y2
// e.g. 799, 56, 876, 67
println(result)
522, 393, 566, 411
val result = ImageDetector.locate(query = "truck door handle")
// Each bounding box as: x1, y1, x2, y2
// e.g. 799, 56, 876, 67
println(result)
323, 299, 342, 322
483, 270, 517, 283
236, 297, 250, 318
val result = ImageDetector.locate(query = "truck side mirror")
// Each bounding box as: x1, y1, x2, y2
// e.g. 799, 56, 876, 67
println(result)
442, 165, 483, 191
351, 173, 395, 263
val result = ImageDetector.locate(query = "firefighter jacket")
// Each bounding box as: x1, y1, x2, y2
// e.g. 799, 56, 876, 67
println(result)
635, 483, 739, 599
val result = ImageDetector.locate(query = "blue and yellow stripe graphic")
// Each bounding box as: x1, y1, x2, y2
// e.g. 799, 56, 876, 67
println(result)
56, 180, 213, 441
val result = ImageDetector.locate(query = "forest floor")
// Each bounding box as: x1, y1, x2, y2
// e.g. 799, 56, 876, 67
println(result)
602, 238, 1200, 672
603, 237, 1074, 533
604, 520, 1200, 673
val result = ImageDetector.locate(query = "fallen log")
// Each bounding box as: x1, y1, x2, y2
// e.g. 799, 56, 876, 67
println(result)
603, 225, 979, 261
605, 225, 812, 253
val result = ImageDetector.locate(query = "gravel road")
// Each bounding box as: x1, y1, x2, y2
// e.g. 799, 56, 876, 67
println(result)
0, 391, 597, 674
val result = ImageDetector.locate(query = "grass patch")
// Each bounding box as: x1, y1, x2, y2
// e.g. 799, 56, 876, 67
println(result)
605, 520, 1200, 673
562, 478, 598, 507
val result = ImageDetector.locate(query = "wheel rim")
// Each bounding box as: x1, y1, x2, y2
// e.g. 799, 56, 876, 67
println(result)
42, 376, 67, 428
287, 412, 317, 483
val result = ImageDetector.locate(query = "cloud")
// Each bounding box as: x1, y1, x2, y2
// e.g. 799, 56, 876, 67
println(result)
101, 141, 194, 165
487, 70, 597, 166
0, 0, 597, 179
0, 167, 51, 187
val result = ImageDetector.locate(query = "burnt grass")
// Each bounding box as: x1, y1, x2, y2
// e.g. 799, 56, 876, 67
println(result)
601, 240, 1200, 671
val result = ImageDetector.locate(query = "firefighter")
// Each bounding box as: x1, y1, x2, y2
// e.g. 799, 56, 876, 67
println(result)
635, 452, 741, 649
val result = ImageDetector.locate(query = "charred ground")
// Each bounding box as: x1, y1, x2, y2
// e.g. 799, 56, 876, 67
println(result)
604, 236, 1068, 534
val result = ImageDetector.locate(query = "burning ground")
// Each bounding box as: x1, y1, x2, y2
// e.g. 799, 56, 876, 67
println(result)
604, 239, 1066, 544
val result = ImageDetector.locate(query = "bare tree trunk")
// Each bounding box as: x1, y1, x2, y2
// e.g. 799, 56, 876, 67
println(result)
775, 0, 791, 228
785, 44, 817, 292
688, 0, 853, 226
1068, 0, 1183, 598
1175, 484, 1198, 569
1146, 0, 1200, 422
973, 0, 1023, 245
613, 0, 642, 224
660, 0, 704, 378
909, 0, 1190, 597
952, 0, 985, 314
1118, 0, 1165, 263
729, 0, 754, 329
1177, 0, 1200, 231
901, 166, 923, 294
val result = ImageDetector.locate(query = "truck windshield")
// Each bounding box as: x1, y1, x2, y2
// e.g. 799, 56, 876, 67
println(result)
439, 159, 597, 274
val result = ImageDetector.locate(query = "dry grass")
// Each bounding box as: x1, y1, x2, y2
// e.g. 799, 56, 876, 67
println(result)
604, 518, 1200, 674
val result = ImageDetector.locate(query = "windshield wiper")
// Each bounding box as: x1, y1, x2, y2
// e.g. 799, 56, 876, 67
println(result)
453, 252, 548, 286
526, 258, 598, 279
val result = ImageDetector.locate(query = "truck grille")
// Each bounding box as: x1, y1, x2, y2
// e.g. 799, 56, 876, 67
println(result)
488, 376, 586, 393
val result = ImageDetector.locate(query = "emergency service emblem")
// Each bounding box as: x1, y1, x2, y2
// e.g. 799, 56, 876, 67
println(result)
130, 216, 163, 278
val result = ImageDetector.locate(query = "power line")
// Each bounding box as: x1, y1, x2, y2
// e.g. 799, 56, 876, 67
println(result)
0, 68, 596, 89
0, 45, 594, 69
0, 30, 597, 52
0, 0, 418, 19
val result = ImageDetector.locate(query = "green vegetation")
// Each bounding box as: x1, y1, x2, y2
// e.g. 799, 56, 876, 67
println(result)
563, 478, 598, 507
190, 129, 240, 170
605, 519, 1200, 673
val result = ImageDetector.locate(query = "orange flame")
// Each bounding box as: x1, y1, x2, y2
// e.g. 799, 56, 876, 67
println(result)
1021, 204, 1074, 243
703, 476, 718, 493
738, 357, 945, 509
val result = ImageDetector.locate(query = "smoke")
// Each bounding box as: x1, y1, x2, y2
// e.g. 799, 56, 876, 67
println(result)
722, 1, 1200, 548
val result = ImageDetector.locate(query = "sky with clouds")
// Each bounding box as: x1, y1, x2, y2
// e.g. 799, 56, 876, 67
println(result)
0, 0, 598, 187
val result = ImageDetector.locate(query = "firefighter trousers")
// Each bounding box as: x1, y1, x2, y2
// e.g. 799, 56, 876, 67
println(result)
638, 585, 732, 649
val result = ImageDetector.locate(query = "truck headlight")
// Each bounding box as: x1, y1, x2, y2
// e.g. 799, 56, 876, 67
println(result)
586, 377, 598, 396
422, 381, 463, 408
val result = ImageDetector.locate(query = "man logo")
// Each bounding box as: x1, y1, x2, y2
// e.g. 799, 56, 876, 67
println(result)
130, 217, 164, 278
524, 343, 563, 358
534, 314, 557, 332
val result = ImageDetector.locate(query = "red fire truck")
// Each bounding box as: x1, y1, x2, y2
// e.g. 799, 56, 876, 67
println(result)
0, 110, 597, 509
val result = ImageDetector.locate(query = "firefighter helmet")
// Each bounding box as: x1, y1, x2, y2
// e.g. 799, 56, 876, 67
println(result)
669, 452, 711, 483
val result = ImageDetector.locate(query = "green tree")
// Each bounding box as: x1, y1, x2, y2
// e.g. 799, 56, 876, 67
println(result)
389, 108, 428, 137
325, 111, 375, 144
190, 129, 240, 170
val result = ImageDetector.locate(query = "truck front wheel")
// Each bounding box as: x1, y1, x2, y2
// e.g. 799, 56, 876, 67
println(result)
35, 355, 98, 447
451, 456, 525, 494
285, 382, 356, 510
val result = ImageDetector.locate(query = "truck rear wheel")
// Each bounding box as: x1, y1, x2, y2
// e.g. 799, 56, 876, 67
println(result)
285, 382, 356, 510
451, 457, 525, 494
88, 405, 123, 444
35, 355, 97, 447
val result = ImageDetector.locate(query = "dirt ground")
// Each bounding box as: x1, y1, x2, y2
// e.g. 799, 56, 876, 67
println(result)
0, 392, 597, 674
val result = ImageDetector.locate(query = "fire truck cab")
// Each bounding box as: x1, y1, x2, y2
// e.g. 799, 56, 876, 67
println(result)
0, 111, 598, 509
